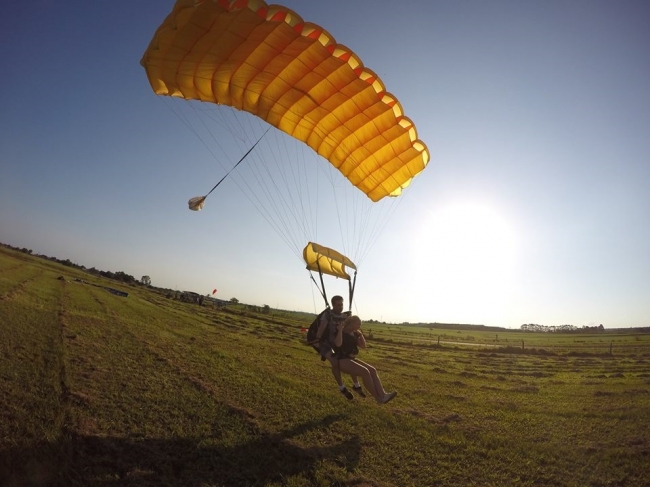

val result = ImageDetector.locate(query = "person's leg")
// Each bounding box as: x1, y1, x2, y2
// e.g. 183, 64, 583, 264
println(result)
354, 359, 385, 394
323, 347, 344, 387
350, 374, 365, 396
353, 359, 396, 403
329, 360, 343, 387
327, 356, 352, 399
336, 359, 382, 401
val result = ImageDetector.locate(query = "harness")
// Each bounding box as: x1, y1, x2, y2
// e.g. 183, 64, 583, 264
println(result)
333, 332, 359, 360
306, 308, 345, 359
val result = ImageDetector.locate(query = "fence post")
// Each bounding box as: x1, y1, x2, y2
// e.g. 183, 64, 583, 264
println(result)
522, 340, 525, 350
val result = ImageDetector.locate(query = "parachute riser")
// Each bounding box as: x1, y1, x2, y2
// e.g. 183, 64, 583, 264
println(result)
348, 270, 357, 313
309, 266, 357, 313
309, 259, 329, 310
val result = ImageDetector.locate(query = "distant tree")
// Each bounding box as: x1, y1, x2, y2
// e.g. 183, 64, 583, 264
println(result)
263, 304, 270, 314
141, 275, 151, 286
230, 297, 239, 304
114, 271, 136, 284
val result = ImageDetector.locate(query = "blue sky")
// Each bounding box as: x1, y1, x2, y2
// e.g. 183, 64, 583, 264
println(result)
1, 0, 649, 328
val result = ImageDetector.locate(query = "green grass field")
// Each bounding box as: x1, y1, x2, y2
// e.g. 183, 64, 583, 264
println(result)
1, 246, 649, 486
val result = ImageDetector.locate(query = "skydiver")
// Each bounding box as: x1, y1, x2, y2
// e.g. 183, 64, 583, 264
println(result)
316, 295, 360, 399
331, 314, 397, 404
316, 295, 396, 403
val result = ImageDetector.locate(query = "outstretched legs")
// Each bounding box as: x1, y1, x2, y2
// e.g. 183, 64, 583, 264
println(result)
327, 355, 363, 399
331, 357, 396, 403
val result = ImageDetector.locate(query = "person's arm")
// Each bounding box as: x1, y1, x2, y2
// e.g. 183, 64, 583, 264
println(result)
333, 322, 345, 347
355, 330, 366, 349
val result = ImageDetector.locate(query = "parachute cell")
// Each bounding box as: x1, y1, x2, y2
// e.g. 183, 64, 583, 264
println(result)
141, 0, 429, 202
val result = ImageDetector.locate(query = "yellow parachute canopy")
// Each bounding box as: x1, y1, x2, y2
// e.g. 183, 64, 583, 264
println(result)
141, 0, 429, 202
303, 242, 357, 280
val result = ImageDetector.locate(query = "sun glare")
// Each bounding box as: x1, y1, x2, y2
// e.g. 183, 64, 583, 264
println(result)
410, 202, 519, 325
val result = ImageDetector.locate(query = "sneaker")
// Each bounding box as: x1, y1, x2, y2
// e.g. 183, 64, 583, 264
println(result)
340, 387, 353, 400
380, 391, 397, 404
352, 385, 366, 397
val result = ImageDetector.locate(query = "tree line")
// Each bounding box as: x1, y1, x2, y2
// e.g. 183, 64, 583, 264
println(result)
520, 323, 605, 332
3, 242, 142, 286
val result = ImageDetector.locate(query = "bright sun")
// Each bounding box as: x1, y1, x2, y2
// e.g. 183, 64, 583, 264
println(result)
410, 201, 520, 325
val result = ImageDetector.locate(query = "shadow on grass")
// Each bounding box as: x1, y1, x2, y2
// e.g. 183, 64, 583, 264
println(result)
2, 414, 362, 487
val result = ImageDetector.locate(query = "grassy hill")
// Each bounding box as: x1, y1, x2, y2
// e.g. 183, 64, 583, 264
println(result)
1, 246, 649, 486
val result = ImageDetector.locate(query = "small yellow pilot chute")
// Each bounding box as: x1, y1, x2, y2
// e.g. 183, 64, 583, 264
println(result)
303, 242, 356, 280
304, 242, 357, 310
